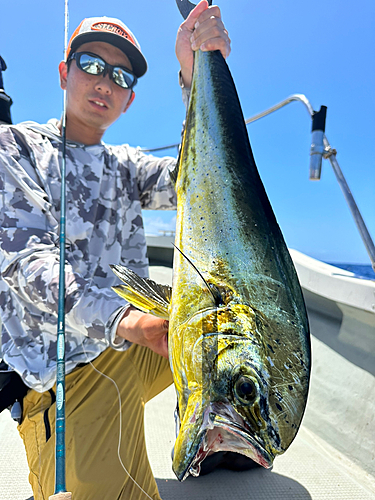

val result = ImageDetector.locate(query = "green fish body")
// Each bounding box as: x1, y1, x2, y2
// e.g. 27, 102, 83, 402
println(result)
112, 48, 310, 482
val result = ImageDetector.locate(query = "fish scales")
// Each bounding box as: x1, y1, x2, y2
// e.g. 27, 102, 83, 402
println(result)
170, 48, 310, 480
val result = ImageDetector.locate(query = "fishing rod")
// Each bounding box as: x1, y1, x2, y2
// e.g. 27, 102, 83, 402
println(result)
49, 1, 72, 499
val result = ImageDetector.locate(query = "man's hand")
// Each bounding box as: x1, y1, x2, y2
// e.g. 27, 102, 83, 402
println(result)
176, 0, 231, 90
116, 306, 169, 358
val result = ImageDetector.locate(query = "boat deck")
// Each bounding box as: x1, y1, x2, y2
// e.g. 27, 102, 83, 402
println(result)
1, 381, 374, 500
1, 263, 374, 499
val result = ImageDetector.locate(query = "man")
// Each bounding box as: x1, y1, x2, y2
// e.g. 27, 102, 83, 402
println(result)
0, 1, 230, 499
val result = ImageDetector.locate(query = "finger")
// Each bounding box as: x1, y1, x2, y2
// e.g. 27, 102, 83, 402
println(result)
191, 17, 226, 47
195, 4, 222, 26
153, 332, 168, 359
200, 37, 231, 59
162, 319, 169, 332
145, 318, 168, 339
161, 334, 169, 359
192, 23, 231, 59
180, 0, 209, 32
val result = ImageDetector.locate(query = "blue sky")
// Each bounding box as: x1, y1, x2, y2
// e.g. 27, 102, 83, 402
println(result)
1, 0, 374, 264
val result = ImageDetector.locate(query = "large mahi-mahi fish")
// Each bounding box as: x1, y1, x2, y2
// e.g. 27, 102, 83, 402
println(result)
111, 16, 310, 483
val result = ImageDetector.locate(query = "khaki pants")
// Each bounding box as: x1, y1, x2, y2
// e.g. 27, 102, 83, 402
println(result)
18, 344, 173, 500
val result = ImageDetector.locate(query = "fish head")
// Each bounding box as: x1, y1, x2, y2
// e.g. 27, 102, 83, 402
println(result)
172, 303, 309, 480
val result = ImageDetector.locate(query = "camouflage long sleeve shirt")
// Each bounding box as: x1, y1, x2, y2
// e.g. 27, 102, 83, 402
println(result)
0, 119, 177, 392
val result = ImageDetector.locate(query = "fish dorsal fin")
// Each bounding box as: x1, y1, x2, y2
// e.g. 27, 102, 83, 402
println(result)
110, 265, 171, 319
170, 145, 182, 185
170, 115, 189, 185
173, 244, 224, 306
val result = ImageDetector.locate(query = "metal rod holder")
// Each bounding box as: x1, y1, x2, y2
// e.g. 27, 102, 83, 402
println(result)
245, 94, 375, 271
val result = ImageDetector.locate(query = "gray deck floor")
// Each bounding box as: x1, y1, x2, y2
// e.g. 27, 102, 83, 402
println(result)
1, 266, 375, 499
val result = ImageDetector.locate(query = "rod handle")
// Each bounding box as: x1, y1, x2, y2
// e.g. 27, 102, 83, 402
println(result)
49, 493, 72, 499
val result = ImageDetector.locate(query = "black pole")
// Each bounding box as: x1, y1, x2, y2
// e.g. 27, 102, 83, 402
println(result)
0, 56, 12, 124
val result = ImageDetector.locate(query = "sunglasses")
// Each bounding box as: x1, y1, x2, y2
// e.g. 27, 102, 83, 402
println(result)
68, 51, 137, 89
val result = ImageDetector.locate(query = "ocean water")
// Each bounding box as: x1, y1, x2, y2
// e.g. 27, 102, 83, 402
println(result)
327, 263, 375, 281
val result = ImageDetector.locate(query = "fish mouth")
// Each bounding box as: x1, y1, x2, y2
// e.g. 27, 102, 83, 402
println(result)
173, 401, 274, 481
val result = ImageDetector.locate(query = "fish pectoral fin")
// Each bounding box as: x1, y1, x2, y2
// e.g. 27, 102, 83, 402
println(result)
110, 265, 171, 319
112, 285, 170, 318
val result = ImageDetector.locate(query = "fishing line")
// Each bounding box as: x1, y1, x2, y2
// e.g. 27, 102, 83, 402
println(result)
81, 341, 154, 500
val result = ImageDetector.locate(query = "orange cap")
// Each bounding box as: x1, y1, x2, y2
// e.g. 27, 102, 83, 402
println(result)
66, 16, 147, 78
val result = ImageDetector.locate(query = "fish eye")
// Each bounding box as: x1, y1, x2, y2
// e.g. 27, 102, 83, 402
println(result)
234, 375, 257, 405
